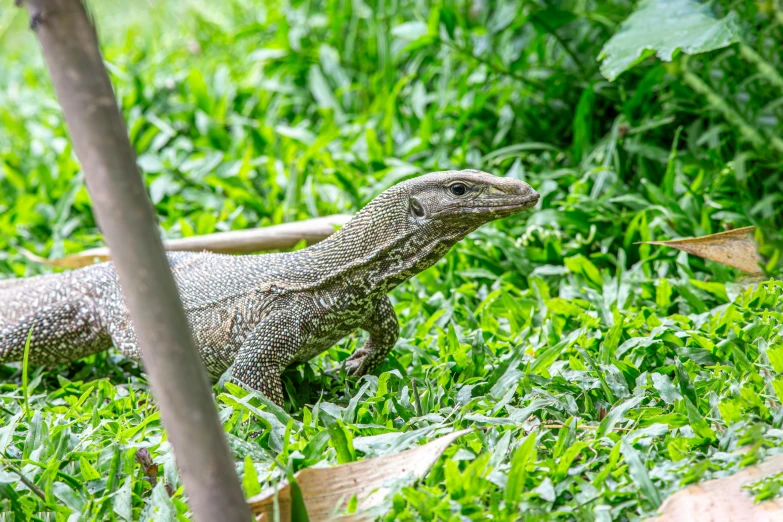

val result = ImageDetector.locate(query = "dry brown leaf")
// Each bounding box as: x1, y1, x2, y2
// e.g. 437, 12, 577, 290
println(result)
18, 214, 352, 269
650, 453, 783, 522
641, 226, 762, 274
248, 429, 472, 522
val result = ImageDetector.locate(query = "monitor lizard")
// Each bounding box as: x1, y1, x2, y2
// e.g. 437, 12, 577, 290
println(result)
0, 170, 539, 405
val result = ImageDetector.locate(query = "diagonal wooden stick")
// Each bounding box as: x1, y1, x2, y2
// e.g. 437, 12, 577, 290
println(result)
19, 1, 251, 520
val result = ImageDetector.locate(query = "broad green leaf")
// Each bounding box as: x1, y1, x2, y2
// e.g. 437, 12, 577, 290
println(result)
534, 476, 556, 502
243, 456, 261, 497
674, 358, 698, 406
599, 0, 740, 81
287, 472, 310, 522
0, 413, 21, 455
546, 297, 583, 317
690, 279, 728, 302
767, 346, 783, 374
78, 457, 101, 482
597, 396, 644, 438
621, 439, 662, 508
326, 419, 356, 464
717, 397, 743, 424
53, 482, 84, 514
505, 431, 537, 505
22, 411, 43, 460
595, 443, 623, 488
684, 397, 716, 440
148, 481, 176, 522
113, 476, 133, 521
656, 279, 672, 309
772, 378, 783, 404
556, 441, 587, 480
530, 329, 582, 375
565, 255, 603, 289
579, 346, 616, 404
651, 373, 681, 404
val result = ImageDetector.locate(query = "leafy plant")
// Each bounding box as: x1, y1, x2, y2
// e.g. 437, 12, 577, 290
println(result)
599, 0, 740, 81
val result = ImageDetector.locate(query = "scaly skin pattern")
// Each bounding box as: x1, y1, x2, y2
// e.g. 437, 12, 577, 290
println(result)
0, 170, 539, 405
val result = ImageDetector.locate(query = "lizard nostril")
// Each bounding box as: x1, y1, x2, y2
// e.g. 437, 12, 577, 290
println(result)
507, 181, 536, 196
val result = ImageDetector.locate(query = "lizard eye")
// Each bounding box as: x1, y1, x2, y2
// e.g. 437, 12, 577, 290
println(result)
449, 183, 467, 196
410, 198, 426, 218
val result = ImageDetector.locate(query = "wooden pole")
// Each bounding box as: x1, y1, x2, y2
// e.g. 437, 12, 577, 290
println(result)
19, 1, 251, 520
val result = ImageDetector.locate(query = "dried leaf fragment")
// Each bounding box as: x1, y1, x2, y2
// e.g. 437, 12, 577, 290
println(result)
135, 447, 159, 488
248, 429, 471, 522
641, 226, 762, 274
650, 452, 783, 522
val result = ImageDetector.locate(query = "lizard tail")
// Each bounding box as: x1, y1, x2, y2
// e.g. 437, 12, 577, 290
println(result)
0, 273, 112, 365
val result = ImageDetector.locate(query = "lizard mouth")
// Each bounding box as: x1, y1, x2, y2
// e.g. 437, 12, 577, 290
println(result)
460, 192, 540, 215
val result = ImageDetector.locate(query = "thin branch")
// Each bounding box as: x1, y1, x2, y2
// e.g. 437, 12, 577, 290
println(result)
1, 460, 47, 501
439, 39, 546, 91
539, 422, 632, 432
529, 13, 587, 77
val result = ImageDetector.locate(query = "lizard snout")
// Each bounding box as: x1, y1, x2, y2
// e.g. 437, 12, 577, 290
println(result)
488, 178, 540, 209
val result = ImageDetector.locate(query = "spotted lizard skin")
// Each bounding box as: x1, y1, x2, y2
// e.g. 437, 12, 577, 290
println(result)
0, 170, 539, 405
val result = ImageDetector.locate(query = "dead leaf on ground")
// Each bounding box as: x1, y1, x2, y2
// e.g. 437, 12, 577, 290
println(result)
135, 448, 159, 488
248, 429, 472, 522
17, 214, 352, 269
649, 453, 783, 522
640, 226, 762, 274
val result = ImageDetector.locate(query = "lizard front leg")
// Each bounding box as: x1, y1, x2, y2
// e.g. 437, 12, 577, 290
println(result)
345, 295, 399, 377
230, 310, 304, 406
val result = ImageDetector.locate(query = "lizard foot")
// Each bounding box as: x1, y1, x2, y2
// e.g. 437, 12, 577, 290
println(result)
344, 349, 370, 377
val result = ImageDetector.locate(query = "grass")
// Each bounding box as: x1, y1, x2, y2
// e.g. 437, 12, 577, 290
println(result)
1, 0, 783, 520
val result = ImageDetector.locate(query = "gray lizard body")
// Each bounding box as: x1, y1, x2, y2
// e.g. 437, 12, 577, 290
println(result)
0, 170, 538, 404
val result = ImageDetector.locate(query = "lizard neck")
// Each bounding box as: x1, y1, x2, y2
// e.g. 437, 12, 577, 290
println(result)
292, 190, 474, 294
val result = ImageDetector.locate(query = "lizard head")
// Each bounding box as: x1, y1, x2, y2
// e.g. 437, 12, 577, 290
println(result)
372, 169, 538, 286
402, 169, 539, 228
310, 169, 538, 291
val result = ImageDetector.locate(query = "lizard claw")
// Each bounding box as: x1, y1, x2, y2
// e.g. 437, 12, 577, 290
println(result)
343, 358, 363, 377
344, 350, 368, 377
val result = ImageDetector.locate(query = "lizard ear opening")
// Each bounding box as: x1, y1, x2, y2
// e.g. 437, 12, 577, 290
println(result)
410, 197, 426, 219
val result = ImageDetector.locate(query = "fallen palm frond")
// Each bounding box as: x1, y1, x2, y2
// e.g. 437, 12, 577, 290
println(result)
17, 214, 352, 269
652, 452, 783, 522
248, 429, 471, 522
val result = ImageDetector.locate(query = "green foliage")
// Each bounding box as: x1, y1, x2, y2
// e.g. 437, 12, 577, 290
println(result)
599, 0, 740, 81
1, 0, 783, 520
